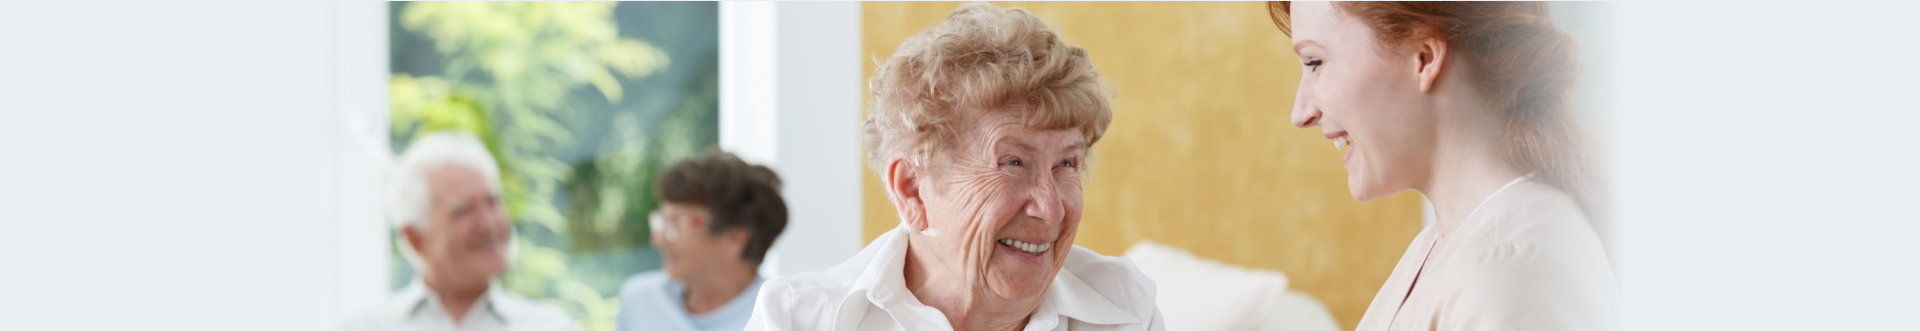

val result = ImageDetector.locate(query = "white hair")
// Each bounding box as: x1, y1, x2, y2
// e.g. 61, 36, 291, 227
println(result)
389, 132, 502, 229
388, 132, 503, 266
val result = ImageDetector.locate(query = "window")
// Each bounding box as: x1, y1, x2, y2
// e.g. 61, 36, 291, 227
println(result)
387, 3, 718, 330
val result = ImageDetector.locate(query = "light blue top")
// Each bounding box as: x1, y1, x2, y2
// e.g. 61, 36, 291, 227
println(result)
616, 270, 763, 331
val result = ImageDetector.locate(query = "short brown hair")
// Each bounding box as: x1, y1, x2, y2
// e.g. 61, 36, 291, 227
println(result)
655, 148, 787, 265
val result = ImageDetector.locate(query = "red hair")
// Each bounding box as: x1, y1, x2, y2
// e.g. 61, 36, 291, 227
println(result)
1269, 2, 1603, 221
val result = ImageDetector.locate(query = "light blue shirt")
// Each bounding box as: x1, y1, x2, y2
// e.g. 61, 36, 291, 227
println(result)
616, 270, 762, 331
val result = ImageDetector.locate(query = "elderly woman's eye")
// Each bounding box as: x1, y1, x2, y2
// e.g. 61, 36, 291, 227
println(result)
1056, 160, 1076, 168
1001, 159, 1023, 167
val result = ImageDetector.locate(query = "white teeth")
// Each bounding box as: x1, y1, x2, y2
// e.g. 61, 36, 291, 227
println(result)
1333, 136, 1353, 150
997, 238, 1052, 254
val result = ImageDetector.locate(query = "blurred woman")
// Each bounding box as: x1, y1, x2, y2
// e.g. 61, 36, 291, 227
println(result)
618, 148, 788, 331
746, 3, 1163, 330
1269, 2, 1616, 330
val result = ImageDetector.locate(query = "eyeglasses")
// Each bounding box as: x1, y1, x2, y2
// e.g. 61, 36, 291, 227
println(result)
649, 210, 698, 243
649, 211, 675, 242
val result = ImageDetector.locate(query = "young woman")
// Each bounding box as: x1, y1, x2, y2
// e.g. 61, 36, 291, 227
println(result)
1270, 2, 1615, 330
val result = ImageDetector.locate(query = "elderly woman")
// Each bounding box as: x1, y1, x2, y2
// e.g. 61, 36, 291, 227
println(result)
746, 3, 1163, 331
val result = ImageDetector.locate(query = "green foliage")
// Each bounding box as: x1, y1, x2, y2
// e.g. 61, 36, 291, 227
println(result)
387, 2, 717, 330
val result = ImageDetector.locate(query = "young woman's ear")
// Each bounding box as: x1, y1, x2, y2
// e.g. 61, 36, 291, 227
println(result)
1413, 35, 1450, 93
887, 158, 930, 232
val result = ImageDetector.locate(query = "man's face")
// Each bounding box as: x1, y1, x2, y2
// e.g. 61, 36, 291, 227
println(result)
411, 165, 511, 283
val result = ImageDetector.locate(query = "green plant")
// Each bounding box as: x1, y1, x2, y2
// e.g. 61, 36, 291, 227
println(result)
387, 2, 717, 330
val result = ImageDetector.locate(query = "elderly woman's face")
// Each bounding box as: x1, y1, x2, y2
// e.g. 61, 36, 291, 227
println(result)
919, 104, 1087, 302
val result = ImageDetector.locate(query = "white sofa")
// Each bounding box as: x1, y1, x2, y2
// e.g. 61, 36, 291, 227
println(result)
1123, 241, 1342, 331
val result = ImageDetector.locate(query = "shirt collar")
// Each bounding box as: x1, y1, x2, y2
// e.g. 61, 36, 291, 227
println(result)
665, 275, 768, 324
850, 227, 910, 302
1027, 267, 1140, 328
846, 227, 1141, 328
847, 227, 947, 327
395, 278, 513, 324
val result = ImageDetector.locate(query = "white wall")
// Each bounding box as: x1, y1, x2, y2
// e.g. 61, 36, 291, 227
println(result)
327, 0, 393, 323
0, 0, 360, 329
720, 2, 865, 277
1611, 2, 1920, 330
0, 3, 865, 330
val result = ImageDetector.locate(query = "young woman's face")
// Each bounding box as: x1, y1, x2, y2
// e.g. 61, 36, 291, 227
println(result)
1287, 1, 1439, 201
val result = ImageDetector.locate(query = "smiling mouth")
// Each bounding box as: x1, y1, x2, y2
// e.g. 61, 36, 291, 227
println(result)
997, 238, 1053, 254
1331, 133, 1358, 165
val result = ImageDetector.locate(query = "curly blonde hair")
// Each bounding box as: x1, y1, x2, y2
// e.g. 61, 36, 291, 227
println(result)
863, 2, 1112, 179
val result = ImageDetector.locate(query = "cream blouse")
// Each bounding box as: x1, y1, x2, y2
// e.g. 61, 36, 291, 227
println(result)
1355, 176, 1618, 331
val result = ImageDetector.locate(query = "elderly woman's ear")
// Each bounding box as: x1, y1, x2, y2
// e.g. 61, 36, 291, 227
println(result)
885, 157, 930, 232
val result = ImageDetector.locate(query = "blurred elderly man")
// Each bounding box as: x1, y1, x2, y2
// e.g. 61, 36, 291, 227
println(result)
746, 3, 1163, 331
617, 148, 788, 331
345, 132, 579, 331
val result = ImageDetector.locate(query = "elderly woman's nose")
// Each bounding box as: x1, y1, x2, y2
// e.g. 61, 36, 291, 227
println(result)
1024, 180, 1067, 224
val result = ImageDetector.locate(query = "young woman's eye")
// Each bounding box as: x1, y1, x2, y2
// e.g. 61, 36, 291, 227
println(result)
1304, 59, 1323, 72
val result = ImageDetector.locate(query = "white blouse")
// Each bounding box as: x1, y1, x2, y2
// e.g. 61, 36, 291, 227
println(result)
1355, 176, 1619, 331
744, 226, 1166, 331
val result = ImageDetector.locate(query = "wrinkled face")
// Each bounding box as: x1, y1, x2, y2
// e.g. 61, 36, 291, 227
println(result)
651, 202, 744, 281
1288, 1, 1439, 201
415, 165, 512, 282
917, 105, 1087, 304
